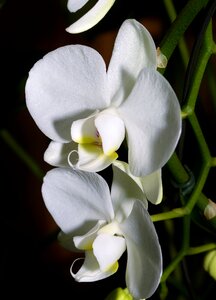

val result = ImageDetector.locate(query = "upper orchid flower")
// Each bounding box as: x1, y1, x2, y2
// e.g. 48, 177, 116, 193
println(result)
42, 163, 162, 299
66, 0, 116, 33
25, 19, 181, 177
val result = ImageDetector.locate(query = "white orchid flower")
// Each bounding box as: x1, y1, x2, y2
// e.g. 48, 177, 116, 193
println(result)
42, 164, 162, 299
66, 0, 116, 33
26, 19, 181, 177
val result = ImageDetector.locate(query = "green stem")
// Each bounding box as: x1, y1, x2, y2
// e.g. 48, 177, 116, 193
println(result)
163, 0, 189, 68
157, 21, 213, 222
166, 151, 189, 185
151, 164, 209, 222
151, 190, 216, 229
161, 235, 216, 283
187, 243, 216, 255
161, 249, 186, 282
151, 207, 189, 222
188, 113, 211, 164
161, 215, 190, 282
186, 114, 211, 212
160, 0, 209, 61
0, 129, 44, 180
152, 169, 209, 223
163, 0, 177, 21
152, 119, 211, 222
182, 21, 214, 115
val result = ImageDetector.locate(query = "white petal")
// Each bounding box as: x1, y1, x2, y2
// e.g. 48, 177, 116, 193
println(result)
120, 201, 162, 299
111, 162, 148, 223
71, 112, 99, 144
66, 0, 116, 33
74, 220, 106, 250
113, 161, 163, 205
93, 233, 126, 271
67, 0, 88, 12
140, 169, 163, 205
118, 68, 181, 177
95, 109, 125, 155
108, 19, 157, 107
75, 143, 118, 172
26, 45, 108, 142
44, 141, 77, 167
71, 250, 118, 282
42, 168, 114, 235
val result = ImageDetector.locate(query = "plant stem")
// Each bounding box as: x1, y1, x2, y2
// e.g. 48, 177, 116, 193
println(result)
0, 129, 44, 180
187, 243, 216, 255
182, 21, 214, 115
163, 0, 189, 68
160, 0, 209, 61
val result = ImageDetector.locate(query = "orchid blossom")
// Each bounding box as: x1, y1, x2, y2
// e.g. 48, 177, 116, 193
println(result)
66, 0, 116, 33
42, 162, 162, 299
25, 19, 181, 177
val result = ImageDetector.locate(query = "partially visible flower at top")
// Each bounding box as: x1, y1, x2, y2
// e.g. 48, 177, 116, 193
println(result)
66, 0, 116, 34
25, 19, 181, 177
42, 163, 162, 299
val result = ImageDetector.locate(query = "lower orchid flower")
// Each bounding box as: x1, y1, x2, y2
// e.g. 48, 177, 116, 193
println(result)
66, 0, 116, 33
42, 163, 162, 299
25, 19, 181, 177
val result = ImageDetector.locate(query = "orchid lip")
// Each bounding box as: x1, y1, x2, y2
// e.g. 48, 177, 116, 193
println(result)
97, 220, 123, 237
68, 150, 79, 169
70, 107, 125, 171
